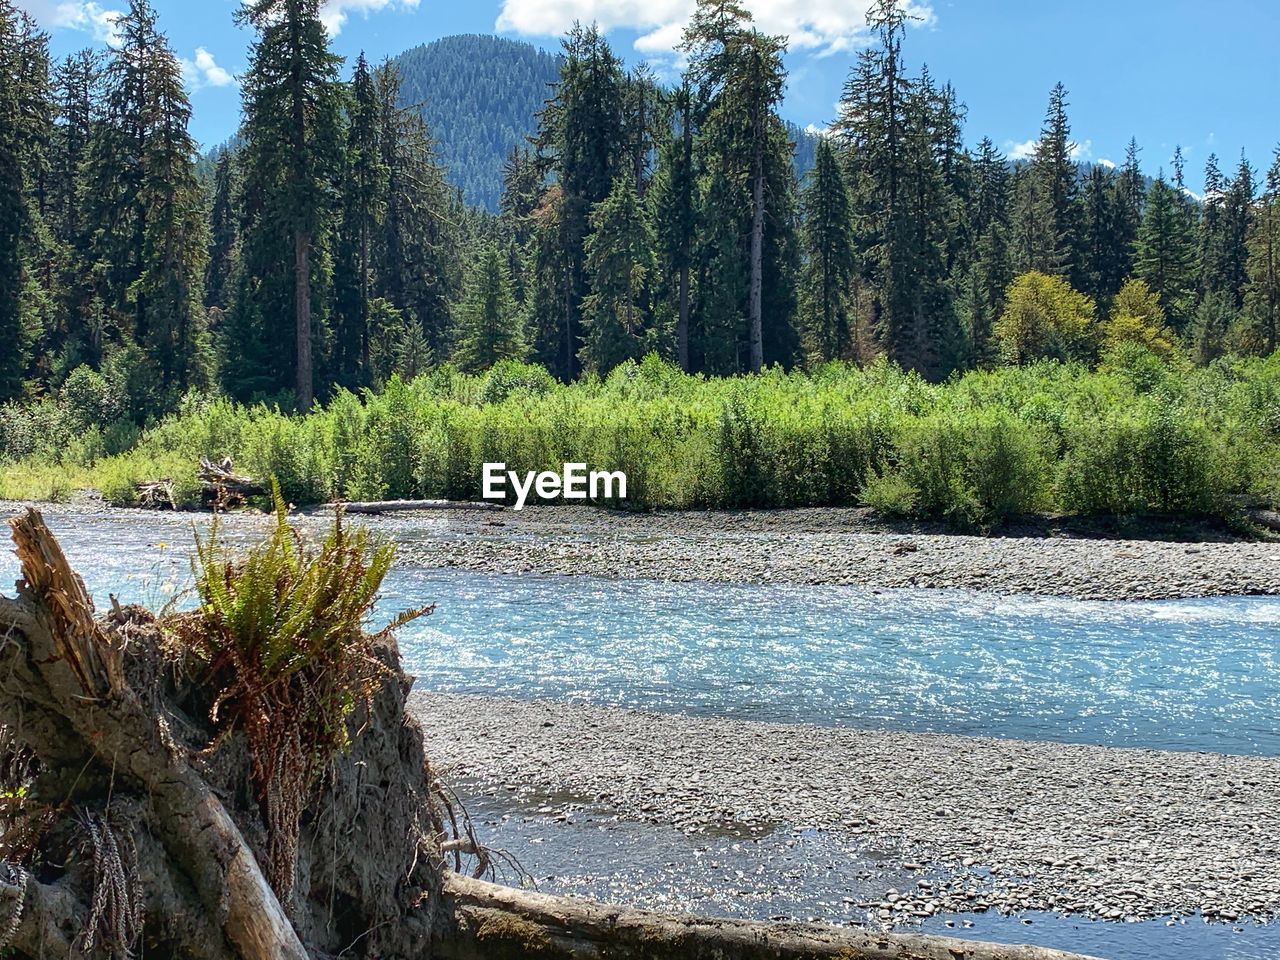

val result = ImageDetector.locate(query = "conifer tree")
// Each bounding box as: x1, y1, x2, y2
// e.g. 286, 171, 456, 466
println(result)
372, 59, 458, 357
235, 0, 345, 408
1029, 82, 1079, 279
649, 81, 696, 371
536, 23, 627, 380
798, 136, 855, 362
133, 9, 210, 396
957, 137, 1012, 364
206, 152, 238, 314
332, 53, 387, 389
1135, 170, 1198, 332
453, 242, 524, 372
0, 1, 28, 399
580, 173, 657, 374
1239, 148, 1280, 355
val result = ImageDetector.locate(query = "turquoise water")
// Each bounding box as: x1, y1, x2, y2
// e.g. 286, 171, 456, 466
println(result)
387, 572, 1280, 756
4, 512, 1279, 756
7, 512, 1280, 958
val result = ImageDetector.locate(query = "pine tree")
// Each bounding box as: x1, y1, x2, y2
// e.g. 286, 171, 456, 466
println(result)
1077, 164, 1122, 305
649, 81, 696, 370
837, 1, 959, 377
453, 242, 524, 372
798, 137, 855, 362
580, 173, 657, 374
132, 6, 210, 397
332, 53, 388, 389
1029, 82, 1079, 279
1135, 171, 1198, 332
684, 0, 788, 374
206, 152, 237, 314
372, 59, 458, 357
235, 0, 346, 408
1112, 138, 1145, 278
1239, 148, 1280, 355
0, 1, 28, 399
957, 137, 1012, 364
534, 23, 627, 380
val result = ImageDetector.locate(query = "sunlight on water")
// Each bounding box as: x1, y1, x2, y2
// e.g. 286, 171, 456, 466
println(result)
5, 511, 1278, 756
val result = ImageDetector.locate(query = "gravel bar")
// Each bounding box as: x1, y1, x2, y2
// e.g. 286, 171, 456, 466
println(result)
380, 507, 1280, 601
414, 693, 1280, 927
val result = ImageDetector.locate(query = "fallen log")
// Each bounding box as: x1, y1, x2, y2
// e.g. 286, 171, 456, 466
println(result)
0, 508, 1102, 960
342, 498, 504, 514
437, 873, 1102, 960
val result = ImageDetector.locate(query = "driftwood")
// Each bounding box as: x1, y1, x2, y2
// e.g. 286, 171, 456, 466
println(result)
133, 457, 264, 509
342, 498, 504, 514
1248, 508, 1280, 533
0, 509, 1101, 960
436, 873, 1101, 960
199, 456, 265, 504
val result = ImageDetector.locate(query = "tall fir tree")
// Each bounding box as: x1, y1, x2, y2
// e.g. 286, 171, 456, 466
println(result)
234, 0, 346, 407
1135, 168, 1198, 332
580, 173, 657, 373
1029, 82, 1080, 279
331, 53, 388, 389
205, 152, 237, 315
1239, 148, 1280, 355
453, 242, 524, 372
798, 136, 855, 362
957, 136, 1012, 365
0, 1, 29, 399
534, 23, 627, 380
372, 59, 458, 359
649, 81, 696, 371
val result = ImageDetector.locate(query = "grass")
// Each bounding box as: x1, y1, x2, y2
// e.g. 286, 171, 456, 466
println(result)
2, 351, 1278, 529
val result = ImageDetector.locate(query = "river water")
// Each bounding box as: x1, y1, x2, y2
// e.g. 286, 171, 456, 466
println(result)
4, 510, 1278, 959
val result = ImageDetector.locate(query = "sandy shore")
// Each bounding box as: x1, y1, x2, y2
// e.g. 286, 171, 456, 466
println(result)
413, 693, 1280, 926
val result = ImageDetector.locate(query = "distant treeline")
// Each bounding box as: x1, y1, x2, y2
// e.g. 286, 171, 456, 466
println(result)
0, 0, 1277, 427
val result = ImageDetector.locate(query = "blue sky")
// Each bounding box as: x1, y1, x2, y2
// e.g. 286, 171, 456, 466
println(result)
17, 0, 1280, 191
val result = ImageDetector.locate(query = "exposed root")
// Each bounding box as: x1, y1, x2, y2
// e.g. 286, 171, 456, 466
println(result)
76, 809, 144, 959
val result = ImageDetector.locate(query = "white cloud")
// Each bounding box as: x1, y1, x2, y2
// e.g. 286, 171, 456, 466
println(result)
1096, 157, 1116, 170
496, 0, 935, 58
181, 48, 235, 92
1006, 138, 1094, 164
16, 0, 123, 44
318, 0, 420, 36
1007, 139, 1036, 161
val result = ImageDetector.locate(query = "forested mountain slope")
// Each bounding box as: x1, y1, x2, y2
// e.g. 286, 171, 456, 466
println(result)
393, 35, 561, 211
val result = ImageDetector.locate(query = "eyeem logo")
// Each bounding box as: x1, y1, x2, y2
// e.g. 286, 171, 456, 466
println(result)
482, 463, 627, 511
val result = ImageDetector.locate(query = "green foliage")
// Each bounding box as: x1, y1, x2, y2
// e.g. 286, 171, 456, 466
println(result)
995, 271, 1098, 364
7, 356, 1276, 527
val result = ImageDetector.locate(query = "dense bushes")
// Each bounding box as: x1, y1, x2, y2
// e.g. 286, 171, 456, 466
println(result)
2, 353, 1278, 526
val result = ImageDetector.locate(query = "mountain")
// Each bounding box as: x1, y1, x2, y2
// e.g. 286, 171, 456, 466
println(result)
394, 35, 824, 213
393, 35, 561, 212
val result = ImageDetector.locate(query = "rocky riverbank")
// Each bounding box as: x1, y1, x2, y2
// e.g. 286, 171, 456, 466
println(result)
414, 693, 1280, 928
370, 506, 1280, 601
5, 498, 1278, 599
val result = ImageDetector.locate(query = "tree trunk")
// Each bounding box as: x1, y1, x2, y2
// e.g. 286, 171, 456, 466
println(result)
435, 874, 1101, 960
677, 261, 690, 372
749, 137, 765, 375
294, 229, 313, 410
